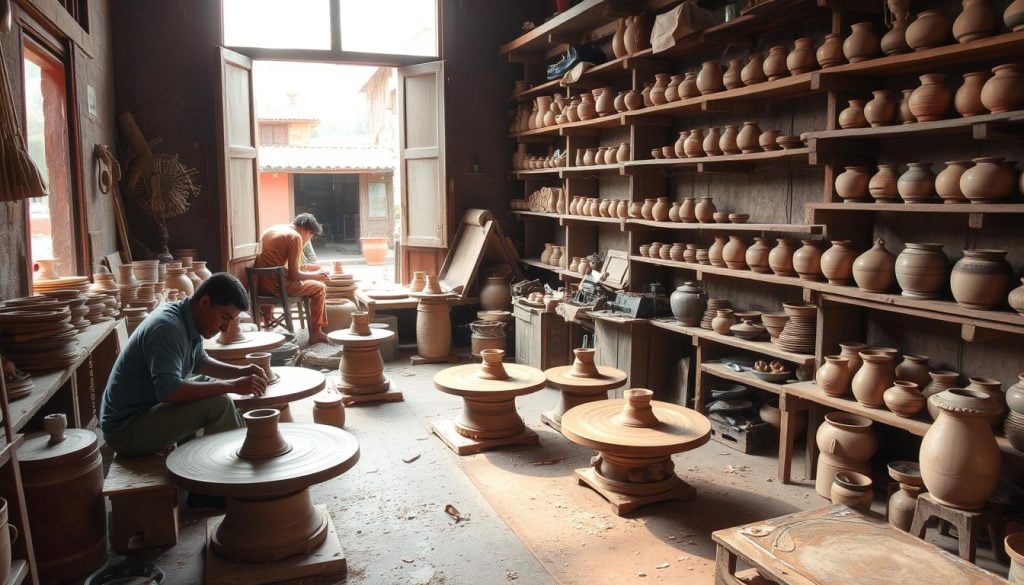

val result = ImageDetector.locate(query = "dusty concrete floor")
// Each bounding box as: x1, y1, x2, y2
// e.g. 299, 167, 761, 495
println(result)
101, 349, 1013, 584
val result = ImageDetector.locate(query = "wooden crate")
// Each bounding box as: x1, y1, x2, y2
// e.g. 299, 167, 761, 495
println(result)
708, 417, 775, 454
513, 300, 570, 369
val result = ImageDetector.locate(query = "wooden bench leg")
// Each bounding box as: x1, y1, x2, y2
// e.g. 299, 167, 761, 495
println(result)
910, 500, 931, 540
715, 544, 742, 585
957, 514, 977, 563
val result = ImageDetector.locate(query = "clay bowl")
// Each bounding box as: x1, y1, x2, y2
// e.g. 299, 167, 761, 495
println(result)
713, 211, 731, 223
728, 213, 750, 223
733, 310, 762, 322
782, 302, 817, 319
651, 148, 664, 159
887, 460, 922, 487
731, 321, 766, 340
751, 369, 791, 383
661, 146, 675, 159
710, 384, 750, 401
761, 312, 790, 337
776, 135, 803, 149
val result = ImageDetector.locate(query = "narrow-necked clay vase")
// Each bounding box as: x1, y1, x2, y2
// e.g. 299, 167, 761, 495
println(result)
836, 166, 871, 201
838, 100, 868, 129
815, 412, 877, 498
793, 240, 822, 281
895, 243, 947, 299
897, 162, 936, 202
960, 157, 1016, 203
670, 282, 705, 326
816, 33, 845, 68
884, 381, 926, 417
950, 249, 1013, 309
736, 122, 761, 154
719, 125, 740, 155
953, 0, 997, 43
684, 128, 705, 157
816, 355, 853, 397
852, 239, 896, 293
881, 17, 911, 55
851, 350, 896, 408
821, 240, 858, 285
955, 71, 991, 117
906, 9, 952, 51
864, 90, 896, 127
869, 164, 900, 202
696, 61, 724, 95
844, 22, 880, 63
980, 63, 1024, 114
769, 239, 797, 277
838, 341, 867, 375
920, 388, 1001, 510
898, 88, 916, 124
746, 237, 772, 274
741, 53, 767, 85
1006, 0, 1024, 30
763, 46, 789, 81
924, 371, 961, 420
723, 60, 743, 90
703, 127, 723, 156
935, 160, 973, 203
695, 197, 716, 223
723, 236, 748, 270
680, 71, 700, 99
787, 38, 817, 75
909, 73, 951, 122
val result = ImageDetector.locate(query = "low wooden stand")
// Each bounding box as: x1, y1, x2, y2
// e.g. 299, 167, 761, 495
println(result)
430, 418, 539, 455
910, 492, 1008, 564
102, 455, 179, 553
410, 354, 461, 365
575, 466, 696, 515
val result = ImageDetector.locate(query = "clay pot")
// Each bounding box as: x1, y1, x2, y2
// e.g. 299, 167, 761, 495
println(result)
549, 245, 563, 267
895, 243, 947, 298
313, 392, 346, 428
792, 240, 822, 281
953, 0, 996, 43
838, 341, 868, 375
935, 160, 973, 203
852, 350, 896, 408
594, 147, 607, 166
909, 73, 951, 122
695, 197, 716, 223
577, 93, 597, 120
924, 371, 961, 420
640, 198, 655, 220
652, 197, 670, 222
479, 275, 512, 311
1008, 534, 1024, 584
650, 74, 670, 106
769, 239, 797, 277
612, 18, 628, 58
708, 236, 728, 268
670, 282, 705, 326
892, 355, 931, 390
629, 201, 642, 218
981, 64, 1024, 114
594, 87, 616, 116
838, 100, 868, 129
616, 143, 630, 163
540, 243, 554, 265
193, 261, 212, 281
1007, 0, 1024, 30
719, 125, 740, 155
1007, 373, 1024, 413
711, 309, 737, 335
678, 72, 699, 99
955, 71, 991, 117
165, 267, 194, 296
684, 128, 705, 157
680, 197, 697, 223
951, 249, 1013, 309
897, 162, 936, 202
736, 122, 761, 154
815, 412, 877, 498
882, 19, 911, 55
817, 33, 845, 68
889, 482, 923, 532
864, 90, 896, 127
1010, 279, 1024, 316
624, 90, 643, 111
703, 127, 723, 156
741, 53, 767, 85
830, 471, 874, 510
869, 164, 900, 202
324, 298, 357, 332
836, 166, 871, 201
844, 22, 880, 63
898, 88, 916, 124
920, 389, 1002, 510
816, 355, 853, 397
763, 46, 788, 81
852, 239, 896, 293
0, 498, 16, 583
661, 75, 681, 103
821, 240, 858, 285
723, 236, 747, 270
583, 148, 597, 166
906, 9, 952, 51
669, 242, 684, 261
787, 38, 817, 75
623, 15, 652, 54
966, 377, 1006, 426
641, 83, 654, 108
758, 130, 781, 151
746, 237, 772, 274
961, 156, 1016, 203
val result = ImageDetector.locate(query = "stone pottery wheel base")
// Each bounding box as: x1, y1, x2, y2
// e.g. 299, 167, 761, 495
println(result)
575, 464, 696, 516
204, 504, 346, 585
431, 419, 539, 456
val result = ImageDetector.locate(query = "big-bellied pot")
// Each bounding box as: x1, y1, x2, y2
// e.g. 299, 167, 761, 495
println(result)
851, 349, 895, 408
360, 237, 389, 265
479, 275, 512, 311
895, 243, 947, 299
670, 282, 705, 327
950, 249, 1012, 309
815, 412, 877, 498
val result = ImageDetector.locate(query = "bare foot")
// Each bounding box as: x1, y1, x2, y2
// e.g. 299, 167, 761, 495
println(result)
308, 332, 330, 346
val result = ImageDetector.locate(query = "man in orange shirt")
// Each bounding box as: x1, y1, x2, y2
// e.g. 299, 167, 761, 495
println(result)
254, 213, 330, 345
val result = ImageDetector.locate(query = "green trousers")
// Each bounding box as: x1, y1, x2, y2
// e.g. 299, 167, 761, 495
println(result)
106, 395, 244, 457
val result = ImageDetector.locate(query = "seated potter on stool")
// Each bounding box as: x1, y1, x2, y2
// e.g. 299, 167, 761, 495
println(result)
100, 273, 269, 457
255, 212, 330, 345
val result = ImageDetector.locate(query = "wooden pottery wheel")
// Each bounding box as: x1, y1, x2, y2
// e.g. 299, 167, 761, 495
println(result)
561, 388, 711, 515
230, 366, 326, 421
326, 312, 401, 404
166, 409, 359, 563
542, 348, 627, 431
204, 331, 286, 363
432, 349, 546, 455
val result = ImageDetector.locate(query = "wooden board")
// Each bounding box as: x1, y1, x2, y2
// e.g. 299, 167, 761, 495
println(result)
102, 455, 172, 496
575, 467, 696, 516
430, 418, 539, 456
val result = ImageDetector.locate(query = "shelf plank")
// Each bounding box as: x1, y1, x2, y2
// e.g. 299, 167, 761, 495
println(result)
631, 255, 816, 292
499, 0, 641, 58
622, 148, 811, 173
620, 74, 816, 123
702, 362, 789, 395
626, 219, 823, 234
807, 202, 1024, 216
520, 258, 563, 274
510, 168, 562, 178
510, 210, 560, 219
561, 163, 624, 175
806, 109, 1024, 145
509, 112, 625, 139
0, 435, 23, 469
650, 317, 816, 365
559, 214, 626, 227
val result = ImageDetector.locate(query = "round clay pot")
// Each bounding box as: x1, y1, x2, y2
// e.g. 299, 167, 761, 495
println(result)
652, 197, 670, 221
851, 350, 896, 408
869, 164, 901, 202
966, 377, 1007, 426
165, 267, 194, 296
814, 412, 877, 498
670, 282, 705, 326
881, 19, 911, 55
549, 245, 563, 267
852, 239, 896, 292
897, 162, 936, 202
711, 309, 737, 335
680, 197, 697, 223
669, 242, 685, 261
844, 22, 880, 63
980, 63, 1024, 114
895, 243, 947, 299
640, 198, 656, 220
906, 9, 952, 51
683, 243, 698, 263
793, 240, 822, 281
674, 131, 688, 158
769, 239, 797, 277
836, 166, 871, 201
708, 236, 728, 268
909, 73, 952, 122
758, 130, 781, 151
664, 74, 684, 103
577, 93, 597, 120
816, 355, 853, 397
534, 96, 552, 128
668, 201, 681, 222
924, 371, 962, 420
787, 38, 817, 75
624, 90, 643, 110
953, 0, 997, 43
864, 90, 896, 127
594, 87, 616, 116
839, 342, 868, 375
830, 471, 874, 510
723, 236, 748, 270
894, 355, 932, 389
696, 61, 724, 95
617, 142, 630, 163
889, 482, 923, 532
695, 197, 716, 223
650, 74, 670, 106
821, 240, 858, 285
1006, 373, 1024, 413
324, 298, 357, 332
719, 125, 740, 155
817, 33, 845, 68
1006, 0, 1024, 30
736, 122, 761, 154
741, 53, 767, 85
680, 72, 700, 99
629, 201, 643, 218
838, 100, 868, 129
583, 148, 597, 166
763, 46, 789, 81
920, 389, 1002, 510
746, 237, 772, 274
684, 128, 705, 157
960, 156, 1016, 203
723, 60, 743, 90
703, 127, 723, 156
479, 275, 512, 311
884, 381, 925, 417
612, 18, 628, 58
898, 88, 917, 124
1010, 279, 1024, 316
950, 249, 1013, 309
955, 71, 991, 117
1007, 533, 1024, 584
623, 15, 652, 54
540, 243, 554, 265
935, 160, 973, 203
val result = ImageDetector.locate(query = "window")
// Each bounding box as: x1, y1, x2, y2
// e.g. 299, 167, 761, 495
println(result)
223, 0, 331, 50
338, 0, 438, 57
23, 39, 79, 274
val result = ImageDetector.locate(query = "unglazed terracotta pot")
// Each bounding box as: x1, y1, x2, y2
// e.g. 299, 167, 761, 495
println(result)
960, 156, 1016, 202
815, 412, 877, 498
953, 0, 997, 43
817, 33, 845, 68
711, 309, 737, 335
898, 88, 916, 124
851, 350, 896, 408
787, 38, 817, 74
617, 142, 630, 163
769, 239, 797, 276
703, 127, 723, 156
758, 130, 781, 151
884, 381, 925, 417
980, 64, 1024, 114
909, 73, 951, 122
897, 162, 936, 202
708, 236, 728, 268
673, 131, 688, 158
924, 371, 961, 419
906, 9, 952, 51
577, 93, 597, 120
612, 18, 628, 58
695, 197, 716, 223
920, 389, 1001, 510
1010, 279, 1024, 316
722, 60, 743, 90
549, 245, 563, 267
966, 377, 1006, 426
652, 197, 670, 221
629, 201, 643, 218
667, 201, 681, 222
680, 197, 697, 223
955, 71, 991, 117
821, 240, 858, 285
741, 53, 767, 85
935, 160, 973, 203
719, 125, 740, 155
1007, 0, 1024, 30
793, 240, 822, 281
684, 128, 705, 157
650, 74, 670, 106
816, 355, 853, 397
678, 72, 699, 99
640, 198, 656, 220
669, 242, 685, 261
624, 89, 643, 110
836, 166, 871, 201
950, 249, 1013, 309
540, 243, 554, 265
838, 100, 868, 129
895, 243, 947, 298
843, 22, 880, 63
763, 46, 789, 81
165, 267, 194, 296
594, 87, 616, 116
683, 243, 698, 263
881, 18, 911, 55
838, 341, 867, 375
853, 239, 896, 292
889, 481, 923, 532
869, 164, 900, 202
830, 471, 873, 509
696, 61, 724, 95
479, 275, 512, 311
894, 354, 932, 389
736, 122, 761, 154
723, 236, 748, 270
746, 237, 772, 274
865, 90, 896, 127
1007, 373, 1024, 413
623, 14, 652, 54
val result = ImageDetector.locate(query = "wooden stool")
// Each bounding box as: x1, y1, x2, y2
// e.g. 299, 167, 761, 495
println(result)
910, 492, 1008, 563
102, 455, 179, 553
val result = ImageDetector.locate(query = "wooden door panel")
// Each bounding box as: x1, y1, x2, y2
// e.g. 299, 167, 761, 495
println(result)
398, 61, 446, 249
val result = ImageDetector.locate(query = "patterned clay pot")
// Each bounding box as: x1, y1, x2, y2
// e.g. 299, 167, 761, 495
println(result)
736, 122, 761, 154
821, 240, 858, 285
924, 371, 961, 420
898, 88, 916, 124
865, 90, 896, 127
758, 130, 781, 151
723, 60, 743, 90
960, 157, 1016, 203
814, 412, 877, 498
741, 53, 767, 85
953, 0, 997, 43
817, 33, 845, 68
955, 71, 991, 117
906, 9, 952, 51
652, 197, 671, 222
909, 73, 951, 122
897, 162, 936, 202
697, 61, 724, 95
851, 350, 896, 408
763, 46, 789, 81
650, 74, 670, 106
723, 236, 748, 270
852, 239, 896, 293
703, 127, 723, 156
669, 243, 685, 261
843, 22, 880, 63
746, 237, 772, 274
769, 239, 797, 277
695, 197, 716, 223
787, 38, 817, 74
793, 240, 823, 281
884, 381, 926, 417
670, 282, 705, 326
838, 100, 868, 129
935, 160, 973, 203
950, 249, 1013, 309
719, 125, 740, 155
1006, 373, 1024, 413
680, 197, 697, 223
836, 166, 871, 201
980, 64, 1024, 114
869, 164, 901, 202
816, 355, 853, 397
684, 128, 705, 157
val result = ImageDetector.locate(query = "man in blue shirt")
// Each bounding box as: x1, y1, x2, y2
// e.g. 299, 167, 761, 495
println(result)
100, 273, 268, 456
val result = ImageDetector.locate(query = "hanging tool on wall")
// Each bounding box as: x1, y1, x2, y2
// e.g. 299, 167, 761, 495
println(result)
94, 144, 133, 263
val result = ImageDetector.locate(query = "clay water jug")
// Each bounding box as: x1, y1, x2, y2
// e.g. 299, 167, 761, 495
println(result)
951, 249, 1012, 309
821, 240, 858, 285
864, 90, 896, 126
852, 239, 896, 293
909, 73, 951, 122
953, 0, 996, 43
703, 127, 723, 156
723, 59, 743, 90
680, 72, 700, 99
650, 74, 670, 105
960, 156, 1016, 202
816, 355, 853, 397
838, 100, 868, 129
787, 38, 817, 74
696, 61, 724, 95
624, 89, 643, 110
736, 122, 761, 153
936, 160, 972, 203
981, 64, 1024, 113
763, 46, 788, 80
684, 128, 704, 157
898, 88, 916, 123
623, 14, 651, 54
670, 282, 705, 326
695, 197, 716, 223
723, 236, 747, 270
577, 93, 597, 120
711, 309, 737, 335
816, 33, 845, 68
673, 131, 688, 158
852, 350, 895, 408
1010, 279, 1024, 316
680, 197, 697, 223
836, 166, 871, 201
884, 381, 926, 417
652, 197, 670, 221
616, 142, 630, 163
668, 201, 681, 222
708, 236, 728, 267
479, 275, 512, 311
1007, 0, 1024, 30
793, 240, 822, 281
895, 243, 947, 298
768, 239, 797, 276
897, 162, 936, 202
882, 18, 911, 55
906, 9, 952, 50
719, 125, 740, 155
594, 87, 616, 116
815, 412, 877, 498
844, 22, 880, 63
612, 18, 628, 58
869, 164, 900, 202
920, 389, 1001, 510
831, 471, 874, 510
954, 71, 990, 117
664, 74, 684, 102
741, 53, 767, 85
839, 342, 867, 375
745, 237, 772, 274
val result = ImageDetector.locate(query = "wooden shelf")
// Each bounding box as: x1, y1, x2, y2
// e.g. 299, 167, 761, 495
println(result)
0, 435, 23, 469
621, 74, 817, 123
520, 258, 563, 274
622, 147, 811, 174
509, 112, 625, 139
806, 202, 1024, 222
510, 53, 666, 102
510, 168, 562, 178
561, 163, 624, 175
630, 255, 812, 291
701, 362, 789, 395
559, 214, 626, 227
626, 218, 823, 234
499, 0, 642, 59
650, 318, 816, 366
510, 210, 560, 219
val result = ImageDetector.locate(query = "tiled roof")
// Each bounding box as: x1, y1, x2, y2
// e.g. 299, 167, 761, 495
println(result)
258, 145, 395, 172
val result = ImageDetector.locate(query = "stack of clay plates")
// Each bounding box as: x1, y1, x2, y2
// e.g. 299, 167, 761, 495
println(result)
119, 282, 140, 306
701, 299, 732, 330
122, 307, 148, 334
325, 273, 358, 299
90, 272, 118, 293
33, 274, 90, 294
775, 302, 817, 355
3, 361, 33, 400
133, 284, 159, 311
132, 260, 160, 283
0, 307, 81, 373
83, 293, 112, 323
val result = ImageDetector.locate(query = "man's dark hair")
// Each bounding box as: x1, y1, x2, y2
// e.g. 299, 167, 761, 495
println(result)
293, 213, 323, 236
193, 273, 249, 311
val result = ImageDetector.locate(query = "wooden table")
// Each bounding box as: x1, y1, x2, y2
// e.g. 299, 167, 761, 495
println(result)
713, 505, 1009, 585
